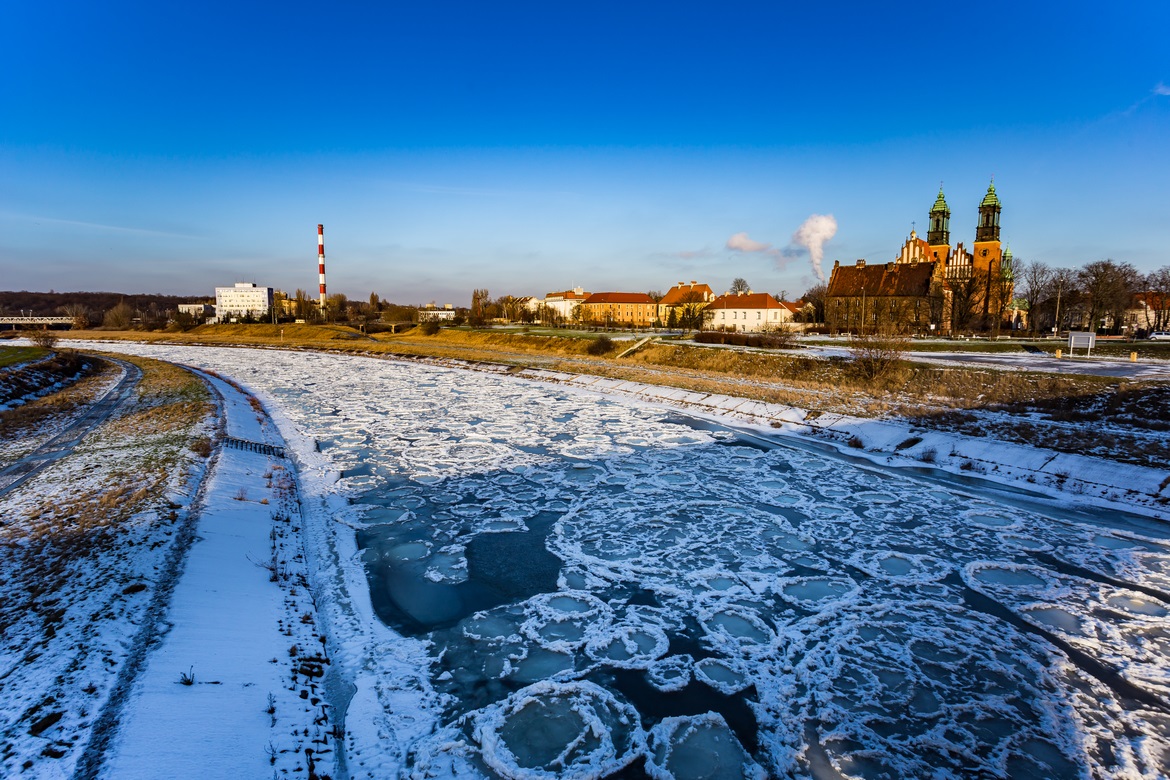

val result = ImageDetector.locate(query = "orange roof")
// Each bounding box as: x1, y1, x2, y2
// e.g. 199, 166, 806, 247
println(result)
582, 292, 656, 304
708, 292, 786, 310
660, 282, 714, 305
545, 289, 591, 300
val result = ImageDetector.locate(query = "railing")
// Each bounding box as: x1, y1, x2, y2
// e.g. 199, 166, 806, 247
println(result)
223, 436, 286, 458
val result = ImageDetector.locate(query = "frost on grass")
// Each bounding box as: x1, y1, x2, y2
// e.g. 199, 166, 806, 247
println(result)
0, 357, 213, 776
83, 343, 1170, 779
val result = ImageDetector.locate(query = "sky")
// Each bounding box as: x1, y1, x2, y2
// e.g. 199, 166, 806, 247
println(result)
2, 0, 1169, 306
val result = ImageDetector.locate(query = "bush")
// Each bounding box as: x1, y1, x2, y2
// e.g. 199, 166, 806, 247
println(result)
850, 327, 909, 382
420, 320, 441, 336
587, 335, 615, 355
692, 329, 798, 349
26, 330, 58, 349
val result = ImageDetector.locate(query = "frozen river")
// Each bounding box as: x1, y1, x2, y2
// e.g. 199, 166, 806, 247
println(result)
87, 344, 1170, 778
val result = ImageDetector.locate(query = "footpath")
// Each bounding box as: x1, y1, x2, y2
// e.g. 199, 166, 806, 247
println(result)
97, 370, 338, 779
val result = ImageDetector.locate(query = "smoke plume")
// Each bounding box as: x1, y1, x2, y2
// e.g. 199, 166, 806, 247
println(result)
791, 214, 837, 281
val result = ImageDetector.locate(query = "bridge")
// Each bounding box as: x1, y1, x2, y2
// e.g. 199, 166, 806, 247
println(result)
0, 316, 73, 329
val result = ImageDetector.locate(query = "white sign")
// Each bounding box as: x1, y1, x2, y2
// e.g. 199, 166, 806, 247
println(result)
1068, 331, 1096, 355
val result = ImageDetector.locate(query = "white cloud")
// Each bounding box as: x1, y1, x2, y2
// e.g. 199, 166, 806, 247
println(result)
726, 232, 771, 252
1155, 82, 1170, 96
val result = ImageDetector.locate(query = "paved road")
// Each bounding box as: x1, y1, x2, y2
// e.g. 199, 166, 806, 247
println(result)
0, 357, 142, 500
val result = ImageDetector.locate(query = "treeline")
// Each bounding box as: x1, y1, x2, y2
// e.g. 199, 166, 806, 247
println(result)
0, 291, 204, 319
1011, 259, 1168, 335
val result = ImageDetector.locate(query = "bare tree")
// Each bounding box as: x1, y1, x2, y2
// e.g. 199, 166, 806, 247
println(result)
1015, 259, 1052, 335
1079, 259, 1140, 333
103, 301, 134, 330
470, 289, 491, 326
798, 284, 827, 324
58, 303, 91, 330
729, 278, 751, 294
674, 291, 713, 332
1141, 266, 1170, 332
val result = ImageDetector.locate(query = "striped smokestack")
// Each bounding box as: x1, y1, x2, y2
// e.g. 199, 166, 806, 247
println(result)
317, 224, 327, 309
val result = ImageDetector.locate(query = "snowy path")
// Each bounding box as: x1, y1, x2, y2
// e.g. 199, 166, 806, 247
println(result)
98, 370, 337, 779
0, 359, 140, 499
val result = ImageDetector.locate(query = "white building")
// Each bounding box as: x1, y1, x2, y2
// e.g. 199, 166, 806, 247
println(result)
215, 283, 273, 322
418, 303, 456, 322
178, 303, 215, 323
708, 291, 796, 332
543, 287, 591, 322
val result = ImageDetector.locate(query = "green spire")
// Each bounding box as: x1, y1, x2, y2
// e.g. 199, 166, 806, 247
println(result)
930, 187, 949, 214
980, 179, 1000, 207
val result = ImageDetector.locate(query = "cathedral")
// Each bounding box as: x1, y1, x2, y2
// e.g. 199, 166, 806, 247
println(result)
826, 181, 1015, 332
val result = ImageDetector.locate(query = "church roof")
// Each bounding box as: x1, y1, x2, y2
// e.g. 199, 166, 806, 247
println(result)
826, 261, 937, 299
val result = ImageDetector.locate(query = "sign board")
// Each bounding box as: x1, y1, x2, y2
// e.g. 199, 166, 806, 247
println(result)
1068, 331, 1096, 355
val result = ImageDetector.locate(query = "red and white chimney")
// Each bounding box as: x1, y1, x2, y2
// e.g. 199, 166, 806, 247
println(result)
317, 224, 327, 309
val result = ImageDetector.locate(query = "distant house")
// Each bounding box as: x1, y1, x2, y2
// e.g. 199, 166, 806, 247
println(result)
658, 281, 715, 324
579, 292, 658, 328
543, 287, 591, 323
825, 258, 943, 332
418, 303, 456, 322
1124, 292, 1170, 335
708, 291, 794, 332
177, 303, 214, 324
215, 283, 273, 322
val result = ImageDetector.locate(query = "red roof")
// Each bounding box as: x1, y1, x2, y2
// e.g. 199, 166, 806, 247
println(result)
545, 289, 590, 300
582, 292, 656, 304
708, 292, 786, 310
826, 261, 937, 298
660, 282, 714, 305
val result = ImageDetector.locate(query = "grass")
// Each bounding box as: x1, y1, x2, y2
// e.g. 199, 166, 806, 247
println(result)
0, 352, 214, 640
0, 345, 49, 368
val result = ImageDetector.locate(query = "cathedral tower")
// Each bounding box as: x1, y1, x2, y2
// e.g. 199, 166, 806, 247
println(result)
973, 179, 1003, 273
927, 187, 950, 247
975, 179, 1001, 243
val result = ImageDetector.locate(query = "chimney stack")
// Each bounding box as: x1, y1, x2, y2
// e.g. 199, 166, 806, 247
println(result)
317, 224, 327, 309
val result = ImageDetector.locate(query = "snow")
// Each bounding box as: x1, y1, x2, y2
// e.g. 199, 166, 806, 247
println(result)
44, 341, 1170, 778
102, 370, 337, 778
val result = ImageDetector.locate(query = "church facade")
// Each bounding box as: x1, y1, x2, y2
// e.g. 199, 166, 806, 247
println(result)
826, 182, 1015, 333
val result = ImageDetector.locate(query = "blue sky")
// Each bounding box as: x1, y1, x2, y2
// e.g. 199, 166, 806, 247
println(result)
3, 1, 1168, 305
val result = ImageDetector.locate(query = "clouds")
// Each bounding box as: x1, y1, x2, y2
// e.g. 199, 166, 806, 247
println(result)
1156, 82, 1170, 96
723, 217, 838, 280
726, 232, 772, 253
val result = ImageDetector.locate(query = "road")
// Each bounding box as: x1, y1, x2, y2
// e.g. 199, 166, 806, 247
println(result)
0, 357, 142, 500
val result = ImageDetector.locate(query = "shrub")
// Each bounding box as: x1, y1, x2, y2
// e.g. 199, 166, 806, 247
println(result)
850, 326, 909, 382
27, 330, 58, 350
847, 435, 865, 449
190, 436, 212, 457
587, 336, 615, 355
420, 320, 441, 336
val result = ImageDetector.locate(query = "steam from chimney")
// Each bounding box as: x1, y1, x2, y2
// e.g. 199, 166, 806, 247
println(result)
791, 214, 837, 281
